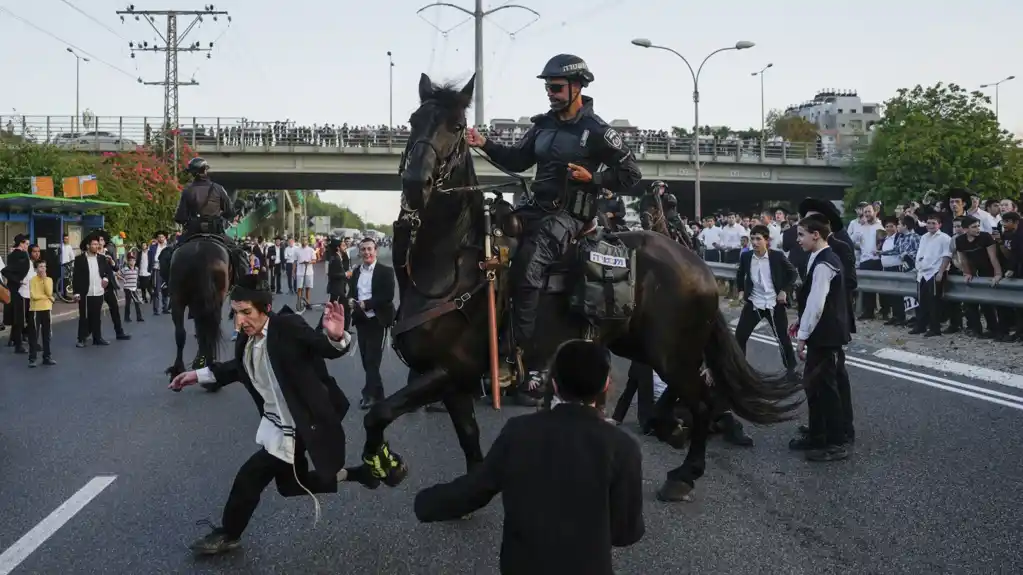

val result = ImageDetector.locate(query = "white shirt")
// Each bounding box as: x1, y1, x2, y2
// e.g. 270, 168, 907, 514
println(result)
719, 224, 747, 249
138, 249, 151, 277
880, 235, 902, 268
153, 242, 167, 270
851, 220, 883, 263
797, 247, 838, 342
296, 246, 316, 276
85, 253, 105, 297
748, 251, 777, 311
357, 262, 376, 318
60, 243, 75, 265
195, 322, 351, 464
767, 222, 783, 250
18, 260, 36, 299
968, 208, 997, 233
698, 226, 722, 249
915, 230, 953, 282
284, 245, 298, 264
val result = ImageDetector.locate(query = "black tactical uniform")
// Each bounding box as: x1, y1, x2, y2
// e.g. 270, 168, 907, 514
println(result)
163, 157, 246, 284
479, 54, 642, 369
640, 181, 690, 246
596, 190, 627, 230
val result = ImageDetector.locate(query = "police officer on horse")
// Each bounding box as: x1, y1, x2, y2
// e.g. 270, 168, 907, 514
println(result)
596, 188, 629, 231
466, 54, 642, 386
641, 180, 691, 248
163, 157, 247, 284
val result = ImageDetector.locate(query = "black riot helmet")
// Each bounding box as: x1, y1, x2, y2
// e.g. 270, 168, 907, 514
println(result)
538, 54, 594, 112
663, 193, 678, 208
650, 180, 667, 194
186, 156, 209, 177
537, 54, 595, 86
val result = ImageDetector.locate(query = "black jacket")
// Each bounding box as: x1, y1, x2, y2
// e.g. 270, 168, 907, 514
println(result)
414, 403, 645, 575
798, 247, 852, 348
208, 308, 352, 483
595, 194, 626, 228
1, 249, 30, 288
736, 249, 797, 300
481, 97, 642, 207
174, 177, 235, 225
348, 262, 396, 326
71, 252, 116, 297
326, 253, 348, 298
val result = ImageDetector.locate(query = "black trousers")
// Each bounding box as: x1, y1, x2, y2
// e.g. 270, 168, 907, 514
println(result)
881, 266, 907, 321
803, 346, 851, 446
916, 276, 945, 334
78, 295, 104, 342
611, 361, 655, 426
285, 263, 295, 292
123, 289, 142, 320
734, 302, 797, 371
27, 309, 52, 360
271, 263, 282, 293
9, 291, 26, 347
356, 319, 387, 401
221, 444, 337, 540
103, 288, 125, 335
857, 258, 883, 316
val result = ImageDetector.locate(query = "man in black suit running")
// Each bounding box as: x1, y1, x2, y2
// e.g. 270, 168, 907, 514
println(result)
348, 238, 396, 409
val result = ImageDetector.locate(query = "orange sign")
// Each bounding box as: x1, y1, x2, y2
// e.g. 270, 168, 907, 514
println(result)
63, 176, 81, 198
31, 176, 54, 197
62, 175, 98, 198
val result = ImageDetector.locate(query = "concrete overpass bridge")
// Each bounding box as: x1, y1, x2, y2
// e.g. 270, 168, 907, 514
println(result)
7, 115, 856, 213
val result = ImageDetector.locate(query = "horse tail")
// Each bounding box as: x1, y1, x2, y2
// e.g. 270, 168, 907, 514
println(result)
191, 254, 225, 354
702, 311, 803, 424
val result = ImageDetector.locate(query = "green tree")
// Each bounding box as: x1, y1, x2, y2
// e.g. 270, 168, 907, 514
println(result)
845, 82, 1023, 209
772, 114, 818, 143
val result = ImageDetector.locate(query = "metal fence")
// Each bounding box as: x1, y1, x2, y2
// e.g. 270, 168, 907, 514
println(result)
0, 115, 854, 165
705, 261, 1023, 308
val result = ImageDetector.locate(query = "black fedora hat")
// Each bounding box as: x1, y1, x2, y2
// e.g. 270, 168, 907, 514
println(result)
798, 197, 843, 231
944, 187, 972, 212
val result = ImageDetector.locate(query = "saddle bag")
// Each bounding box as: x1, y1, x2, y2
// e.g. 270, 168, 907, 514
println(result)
569, 236, 635, 323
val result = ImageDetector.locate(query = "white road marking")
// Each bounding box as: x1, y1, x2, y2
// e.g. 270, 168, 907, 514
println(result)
872, 348, 1023, 391
0, 476, 117, 575
743, 333, 1023, 411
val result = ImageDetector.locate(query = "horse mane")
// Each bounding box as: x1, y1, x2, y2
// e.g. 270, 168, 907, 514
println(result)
643, 198, 672, 237
421, 79, 473, 112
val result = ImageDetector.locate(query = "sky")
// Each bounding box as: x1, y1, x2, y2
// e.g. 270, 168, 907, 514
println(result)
3, 0, 1021, 224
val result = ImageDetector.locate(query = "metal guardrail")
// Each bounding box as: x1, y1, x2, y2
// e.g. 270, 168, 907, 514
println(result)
0, 115, 854, 166
706, 261, 1023, 308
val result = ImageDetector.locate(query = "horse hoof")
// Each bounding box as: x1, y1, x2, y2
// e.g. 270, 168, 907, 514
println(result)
656, 479, 695, 502
383, 458, 409, 488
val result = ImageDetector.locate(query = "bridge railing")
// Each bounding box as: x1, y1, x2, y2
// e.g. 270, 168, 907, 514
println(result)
0, 115, 855, 166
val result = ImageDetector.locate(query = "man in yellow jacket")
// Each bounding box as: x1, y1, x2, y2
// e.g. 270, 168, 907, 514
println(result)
28, 260, 56, 367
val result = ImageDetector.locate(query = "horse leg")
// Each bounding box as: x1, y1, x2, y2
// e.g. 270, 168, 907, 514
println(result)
657, 365, 711, 502
165, 304, 188, 382
357, 366, 449, 488
441, 386, 484, 473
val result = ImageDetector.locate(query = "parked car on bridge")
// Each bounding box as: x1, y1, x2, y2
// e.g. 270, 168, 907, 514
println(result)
55, 131, 138, 151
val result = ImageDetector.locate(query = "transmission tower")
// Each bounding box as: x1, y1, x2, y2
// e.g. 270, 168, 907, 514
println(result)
417, 1, 539, 128
117, 4, 230, 176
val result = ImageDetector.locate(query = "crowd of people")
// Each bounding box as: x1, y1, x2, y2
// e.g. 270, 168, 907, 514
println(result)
691, 193, 1023, 343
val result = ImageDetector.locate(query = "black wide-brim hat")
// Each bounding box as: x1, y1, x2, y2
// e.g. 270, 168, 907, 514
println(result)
944, 187, 972, 212
88, 228, 112, 244
798, 197, 843, 232
768, 205, 790, 215
230, 273, 270, 304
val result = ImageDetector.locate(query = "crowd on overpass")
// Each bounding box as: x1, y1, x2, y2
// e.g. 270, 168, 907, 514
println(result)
693, 195, 1023, 345
170, 120, 846, 161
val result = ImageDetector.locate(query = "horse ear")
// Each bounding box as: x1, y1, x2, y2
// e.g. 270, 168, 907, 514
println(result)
460, 73, 476, 102
418, 73, 433, 103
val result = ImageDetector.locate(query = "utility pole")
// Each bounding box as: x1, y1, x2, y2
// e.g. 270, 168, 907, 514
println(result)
117, 5, 230, 177
416, 1, 539, 128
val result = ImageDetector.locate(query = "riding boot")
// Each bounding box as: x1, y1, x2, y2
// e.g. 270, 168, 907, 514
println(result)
504, 286, 543, 407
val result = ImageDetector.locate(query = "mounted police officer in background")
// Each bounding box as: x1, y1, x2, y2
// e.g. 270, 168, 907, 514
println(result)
466, 53, 642, 388
596, 188, 628, 231
640, 180, 691, 248
162, 157, 248, 285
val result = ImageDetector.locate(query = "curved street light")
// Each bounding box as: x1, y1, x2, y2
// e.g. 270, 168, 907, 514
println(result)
751, 63, 773, 155
631, 39, 755, 218
979, 75, 1015, 121
66, 48, 90, 134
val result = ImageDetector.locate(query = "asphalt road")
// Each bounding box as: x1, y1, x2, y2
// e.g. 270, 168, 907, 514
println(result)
2, 251, 1022, 575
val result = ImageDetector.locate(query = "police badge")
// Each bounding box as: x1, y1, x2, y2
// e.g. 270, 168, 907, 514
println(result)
604, 128, 624, 150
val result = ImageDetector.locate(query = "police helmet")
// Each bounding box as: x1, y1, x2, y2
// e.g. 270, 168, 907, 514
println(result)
650, 180, 668, 192
187, 156, 209, 176
537, 54, 594, 87
663, 193, 678, 207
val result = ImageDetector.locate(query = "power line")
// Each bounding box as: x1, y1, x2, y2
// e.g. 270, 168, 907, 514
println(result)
56, 0, 127, 40
0, 6, 142, 82
117, 5, 230, 177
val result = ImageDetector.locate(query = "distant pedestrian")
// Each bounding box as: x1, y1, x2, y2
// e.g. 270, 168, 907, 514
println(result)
120, 254, 144, 323
27, 260, 55, 367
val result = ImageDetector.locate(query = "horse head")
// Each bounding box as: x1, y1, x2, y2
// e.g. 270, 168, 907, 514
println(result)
400, 72, 475, 211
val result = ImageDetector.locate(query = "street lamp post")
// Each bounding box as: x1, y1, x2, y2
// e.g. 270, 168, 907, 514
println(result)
751, 63, 773, 156
387, 51, 395, 146
980, 75, 1015, 120
66, 48, 90, 134
631, 39, 755, 219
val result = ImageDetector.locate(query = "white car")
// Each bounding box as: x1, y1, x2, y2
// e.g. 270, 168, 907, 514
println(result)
57, 131, 138, 151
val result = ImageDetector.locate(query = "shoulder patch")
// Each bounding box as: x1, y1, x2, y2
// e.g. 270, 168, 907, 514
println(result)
603, 128, 624, 150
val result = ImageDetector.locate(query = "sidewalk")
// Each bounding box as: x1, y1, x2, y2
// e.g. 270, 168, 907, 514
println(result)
50, 297, 127, 324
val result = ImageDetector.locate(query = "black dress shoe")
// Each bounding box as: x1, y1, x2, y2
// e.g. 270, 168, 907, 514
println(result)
93, 338, 110, 346
116, 333, 132, 341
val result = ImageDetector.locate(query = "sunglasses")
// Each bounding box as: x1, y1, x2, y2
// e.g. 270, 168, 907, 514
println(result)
545, 83, 567, 94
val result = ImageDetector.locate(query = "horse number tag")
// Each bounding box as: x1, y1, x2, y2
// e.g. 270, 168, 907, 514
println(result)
604, 128, 623, 150
589, 251, 627, 268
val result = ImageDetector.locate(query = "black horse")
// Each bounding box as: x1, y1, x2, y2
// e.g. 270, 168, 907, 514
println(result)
352, 72, 803, 502
163, 238, 231, 383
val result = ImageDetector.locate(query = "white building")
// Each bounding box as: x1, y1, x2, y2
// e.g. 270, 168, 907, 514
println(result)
784, 90, 881, 151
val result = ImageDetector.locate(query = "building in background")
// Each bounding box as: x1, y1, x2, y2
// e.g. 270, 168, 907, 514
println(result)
784, 89, 881, 151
